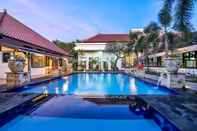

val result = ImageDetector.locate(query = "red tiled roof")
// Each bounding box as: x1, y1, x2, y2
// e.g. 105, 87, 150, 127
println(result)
0, 10, 68, 56
83, 34, 130, 43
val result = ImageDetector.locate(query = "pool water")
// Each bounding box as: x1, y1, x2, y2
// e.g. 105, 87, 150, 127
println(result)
20, 73, 172, 95
0, 96, 162, 131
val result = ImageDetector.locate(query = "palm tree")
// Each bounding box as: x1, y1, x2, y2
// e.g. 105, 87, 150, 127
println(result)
144, 22, 161, 51
159, 0, 196, 57
159, 0, 174, 57
143, 22, 161, 67
174, 0, 196, 41
135, 36, 146, 63
128, 31, 143, 64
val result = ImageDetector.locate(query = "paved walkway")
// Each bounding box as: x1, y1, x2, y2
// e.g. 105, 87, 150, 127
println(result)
139, 90, 197, 131
0, 93, 40, 115
0, 75, 61, 92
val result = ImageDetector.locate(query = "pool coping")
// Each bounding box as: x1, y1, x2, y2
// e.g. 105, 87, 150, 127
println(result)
0, 92, 51, 126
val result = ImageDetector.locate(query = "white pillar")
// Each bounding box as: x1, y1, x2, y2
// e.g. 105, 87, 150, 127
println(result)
86, 58, 89, 70
28, 52, 32, 80
108, 62, 111, 70
101, 61, 104, 71
117, 59, 122, 70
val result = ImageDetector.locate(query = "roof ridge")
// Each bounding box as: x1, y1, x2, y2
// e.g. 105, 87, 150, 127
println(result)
97, 33, 129, 35
83, 33, 99, 42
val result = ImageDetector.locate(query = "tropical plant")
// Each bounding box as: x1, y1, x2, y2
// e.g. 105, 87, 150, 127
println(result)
167, 32, 183, 49
159, 0, 196, 57
144, 22, 161, 52
143, 22, 161, 67
174, 0, 196, 38
128, 31, 144, 64
53, 39, 78, 70
159, 0, 174, 57
105, 42, 127, 70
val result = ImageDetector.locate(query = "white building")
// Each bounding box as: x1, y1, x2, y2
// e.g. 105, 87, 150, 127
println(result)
75, 34, 130, 71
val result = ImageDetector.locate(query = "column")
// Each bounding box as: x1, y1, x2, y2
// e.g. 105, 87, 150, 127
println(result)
108, 61, 111, 70
86, 58, 89, 70
101, 61, 104, 71
27, 52, 32, 80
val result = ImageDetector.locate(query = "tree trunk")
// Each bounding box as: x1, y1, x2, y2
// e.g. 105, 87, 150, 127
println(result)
164, 27, 169, 58
135, 51, 139, 65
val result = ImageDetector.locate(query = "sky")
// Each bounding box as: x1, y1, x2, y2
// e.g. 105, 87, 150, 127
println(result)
0, 0, 197, 42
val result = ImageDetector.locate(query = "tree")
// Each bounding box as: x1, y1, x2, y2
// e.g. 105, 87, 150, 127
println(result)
144, 22, 161, 53
128, 31, 144, 64
159, 0, 174, 57
159, 0, 196, 56
105, 42, 127, 70
143, 22, 161, 67
174, 0, 196, 41
53, 40, 78, 57
53, 40, 78, 70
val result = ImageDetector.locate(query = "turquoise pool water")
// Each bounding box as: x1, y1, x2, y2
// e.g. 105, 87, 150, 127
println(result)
0, 96, 162, 131
21, 73, 173, 95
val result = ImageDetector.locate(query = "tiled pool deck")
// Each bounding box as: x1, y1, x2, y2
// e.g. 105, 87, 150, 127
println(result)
0, 93, 39, 114
139, 91, 197, 131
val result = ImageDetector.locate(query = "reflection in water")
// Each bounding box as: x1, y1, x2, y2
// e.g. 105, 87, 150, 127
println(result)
55, 87, 59, 94
129, 78, 137, 94
43, 86, 48, 96
22, 73, 171, 95
62, 81, 68, 94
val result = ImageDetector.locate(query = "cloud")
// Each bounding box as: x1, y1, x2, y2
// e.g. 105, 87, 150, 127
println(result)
6, 0, 107, 41
10, 0, 117, 41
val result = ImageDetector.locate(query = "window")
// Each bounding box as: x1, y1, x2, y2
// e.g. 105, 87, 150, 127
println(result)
31, 54, 46, 68
157, 57, 162, 67
59, 59, 63, 67
183, 51, 197, 68
45, 56, 50, 66
2, 52, 11, 63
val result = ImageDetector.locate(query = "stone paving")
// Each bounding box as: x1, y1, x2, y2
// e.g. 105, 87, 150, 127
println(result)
0, 93, 40, 115
139, 90, 197, 131
0, 75, 60, 93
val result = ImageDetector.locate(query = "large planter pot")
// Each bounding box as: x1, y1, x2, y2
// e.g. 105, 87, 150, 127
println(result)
164, 57, 181, 74
8, 59, 25, 73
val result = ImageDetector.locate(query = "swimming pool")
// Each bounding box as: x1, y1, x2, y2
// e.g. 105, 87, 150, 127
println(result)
0, 96, 163, 131
19, 73, 173, 95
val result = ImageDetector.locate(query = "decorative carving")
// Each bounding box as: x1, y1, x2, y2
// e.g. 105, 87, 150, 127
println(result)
8, 56, 25, 73
6, 55, 29, 87
164, 57, 181, 74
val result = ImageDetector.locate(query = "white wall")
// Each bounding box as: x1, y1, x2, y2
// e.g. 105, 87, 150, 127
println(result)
75, 43, 107, 51
78, 51, 123, 70
0, 52, 10, 79
147, 67, 197, 76
30, 67, 47, 77
0, 51, 50, 79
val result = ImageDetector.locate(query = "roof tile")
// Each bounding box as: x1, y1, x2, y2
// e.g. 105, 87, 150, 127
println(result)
83, 34, 130, 43
0, 11, 67, 56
